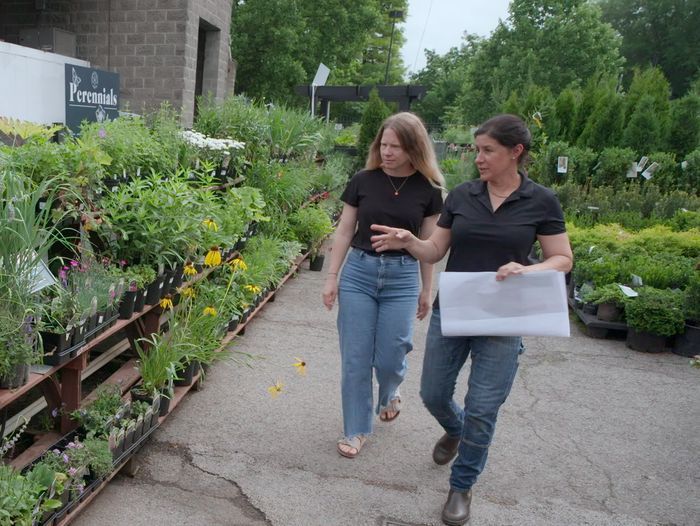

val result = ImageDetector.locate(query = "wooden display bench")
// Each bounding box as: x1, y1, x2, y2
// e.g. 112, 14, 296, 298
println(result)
1, 248, 311, 525
568, 297, 628, 339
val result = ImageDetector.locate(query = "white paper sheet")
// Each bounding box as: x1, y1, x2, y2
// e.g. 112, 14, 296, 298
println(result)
438, 270, 570, 337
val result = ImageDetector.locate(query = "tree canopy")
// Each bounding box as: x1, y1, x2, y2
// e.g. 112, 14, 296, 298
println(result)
230, 0, 407, 105
600, 0, 700, 96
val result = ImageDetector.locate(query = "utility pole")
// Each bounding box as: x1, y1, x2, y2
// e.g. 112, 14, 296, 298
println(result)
384, 10, 403, 85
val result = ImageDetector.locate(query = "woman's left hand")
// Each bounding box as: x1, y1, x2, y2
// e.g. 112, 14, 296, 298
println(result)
495, 262, 528, 281
416, 289, 431, 320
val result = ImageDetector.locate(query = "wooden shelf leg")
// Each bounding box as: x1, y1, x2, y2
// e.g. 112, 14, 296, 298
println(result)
60, 353, 88, 434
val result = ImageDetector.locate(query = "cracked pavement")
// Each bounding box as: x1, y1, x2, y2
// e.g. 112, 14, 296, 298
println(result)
74, 252, 699, 526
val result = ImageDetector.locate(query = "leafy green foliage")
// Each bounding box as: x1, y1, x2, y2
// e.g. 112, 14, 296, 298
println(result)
357, 88, 391, 163
624, 286, 685, 336
600, 0, 700, 96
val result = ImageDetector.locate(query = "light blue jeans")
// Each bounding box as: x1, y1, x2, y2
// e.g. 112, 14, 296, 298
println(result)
337, 248, 419, 439
420, 309, 524, 492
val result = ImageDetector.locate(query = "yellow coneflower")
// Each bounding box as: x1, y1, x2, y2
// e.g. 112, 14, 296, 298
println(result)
183, 262, 197, 276
204, 246, 222, 267
292, 357, 307, 376
202, 218, 219, 231
181, 287, 196, 298
267, 379, 283, 398
159, 294, 174, 310
230, 258, 248, 272
244, 284, 261, 295
203, 306, 217, 316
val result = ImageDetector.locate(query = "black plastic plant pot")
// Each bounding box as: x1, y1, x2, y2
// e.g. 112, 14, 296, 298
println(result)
145, 275, 164, 305
174, 360, 199, 387
133, 288, 147, 313
158, 393, 171, 416
170, 265, 185, 290
309, 254, 325, 271
41, 329, 73, 354
118, 290, 138, 319
0, 363, 30, 389
228, 317, 239, 332
71, 321, 87, 347
160, 269, 174, 298
626, 327, 667, 353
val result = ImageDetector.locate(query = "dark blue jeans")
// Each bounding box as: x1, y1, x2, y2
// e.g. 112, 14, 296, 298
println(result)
420, 309, 524, 491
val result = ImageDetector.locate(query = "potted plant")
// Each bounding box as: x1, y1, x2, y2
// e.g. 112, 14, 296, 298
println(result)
0, 464, 65, 525
673, 272, 700, 357
132, 332, 179, 416
69, 384, 127, 438
580, 283, 628, 322
288, 205, 333, 271
0, 172, 61, 388
624, 287, 685, 353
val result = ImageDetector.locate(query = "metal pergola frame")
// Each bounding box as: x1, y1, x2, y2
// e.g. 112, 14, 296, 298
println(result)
295, 85, 427, 119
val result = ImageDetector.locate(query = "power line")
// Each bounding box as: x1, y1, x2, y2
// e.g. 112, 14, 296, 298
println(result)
411, 0, 434, 74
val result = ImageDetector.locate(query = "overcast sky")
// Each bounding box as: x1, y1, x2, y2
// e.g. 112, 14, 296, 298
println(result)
400, 0, 511, 76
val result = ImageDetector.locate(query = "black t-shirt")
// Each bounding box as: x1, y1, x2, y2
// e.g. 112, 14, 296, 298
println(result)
341, 168, 443, 255
438, 174, 566, 273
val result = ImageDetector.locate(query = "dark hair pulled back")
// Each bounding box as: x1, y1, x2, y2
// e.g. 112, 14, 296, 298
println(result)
474, 114, 531, 167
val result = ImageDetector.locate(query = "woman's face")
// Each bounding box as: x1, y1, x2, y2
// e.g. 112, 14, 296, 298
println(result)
380, 128, 412, 173
474, 134, 519, 181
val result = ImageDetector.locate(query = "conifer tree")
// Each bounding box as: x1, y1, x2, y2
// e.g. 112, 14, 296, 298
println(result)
357, 88, 391, 164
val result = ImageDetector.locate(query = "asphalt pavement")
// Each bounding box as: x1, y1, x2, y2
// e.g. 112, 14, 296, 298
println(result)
74, 244, 700, 526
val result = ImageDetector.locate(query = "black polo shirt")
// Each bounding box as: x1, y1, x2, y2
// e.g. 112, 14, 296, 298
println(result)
438, 174, 566, 273
341, 168, 443, 255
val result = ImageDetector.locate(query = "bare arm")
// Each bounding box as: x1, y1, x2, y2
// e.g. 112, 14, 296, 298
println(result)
416, 214, 439, 320
495, 232, 573, 280
370, 224, 451, 264
322, 204, 357, 309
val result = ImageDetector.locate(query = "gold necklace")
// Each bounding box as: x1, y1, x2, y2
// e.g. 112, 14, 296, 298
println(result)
487, 184, 516, 199
386, 174, 411, 196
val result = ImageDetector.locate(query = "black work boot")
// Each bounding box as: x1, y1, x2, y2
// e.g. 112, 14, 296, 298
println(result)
432, 433, 460, 465
441, 488, 472, 525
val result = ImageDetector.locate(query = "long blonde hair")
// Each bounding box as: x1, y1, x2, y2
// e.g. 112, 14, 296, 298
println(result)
365, 112, 445, 189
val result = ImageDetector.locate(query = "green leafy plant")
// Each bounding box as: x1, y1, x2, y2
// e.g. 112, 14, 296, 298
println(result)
624, 287, 685, 337
134, 333, 180, 398
288, 205, 333, 257
0, 464, 63, 526
580, 283, 628, 308
684, 272, 700, 324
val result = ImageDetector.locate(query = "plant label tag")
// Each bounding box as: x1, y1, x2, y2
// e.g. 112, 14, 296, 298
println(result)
588, 245, 596, 254
626, 162, 638, 178
39, 200, 47, 210
631, 274, 643, 287
112, 185, 119, 192
137, 167, 141, 177
98, 315, 104, 324
618, 285, 638, 297
557, 156, 568, 173
641, 162, 659, 180
681, 160, 688, 170
637, 156, 649, 172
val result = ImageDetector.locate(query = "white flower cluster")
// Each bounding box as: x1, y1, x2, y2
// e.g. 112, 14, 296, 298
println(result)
181, 130, 245, 152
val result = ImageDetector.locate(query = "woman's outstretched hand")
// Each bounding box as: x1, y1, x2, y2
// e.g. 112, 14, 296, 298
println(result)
370, 224, 414, 252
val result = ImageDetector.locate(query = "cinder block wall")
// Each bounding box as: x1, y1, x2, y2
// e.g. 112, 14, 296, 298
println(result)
0, 0, 235, 127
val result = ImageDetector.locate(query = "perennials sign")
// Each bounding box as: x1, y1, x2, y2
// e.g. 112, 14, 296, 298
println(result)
65, 64, 119, 132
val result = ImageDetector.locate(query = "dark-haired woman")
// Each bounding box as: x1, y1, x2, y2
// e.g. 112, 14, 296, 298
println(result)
322, 112, 444, 459
371, 114, 573, 525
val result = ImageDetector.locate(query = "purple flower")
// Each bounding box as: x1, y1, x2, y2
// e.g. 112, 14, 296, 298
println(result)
52, 449, 61, 455
98, 127, 106, 139
77, 483, 85, 494
62, 454, 69, 463
68, 467, 78, 476
70, 260, 79, 268
51, 408, 59, 418
67, 441, 76, 448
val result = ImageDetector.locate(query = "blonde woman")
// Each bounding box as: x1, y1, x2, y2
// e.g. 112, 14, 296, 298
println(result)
322, 112, 444, 458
